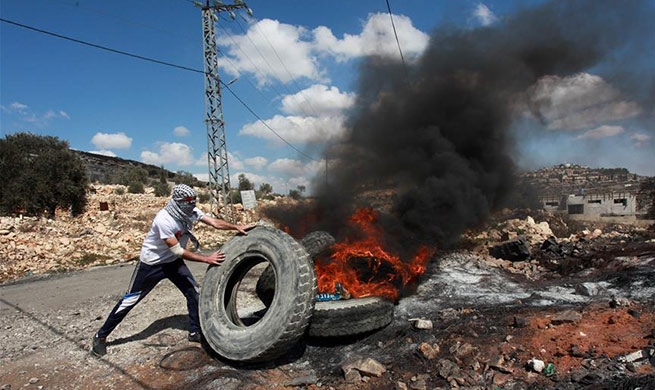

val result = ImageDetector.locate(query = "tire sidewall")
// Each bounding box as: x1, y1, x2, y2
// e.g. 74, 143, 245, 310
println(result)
199, 227, 315, 361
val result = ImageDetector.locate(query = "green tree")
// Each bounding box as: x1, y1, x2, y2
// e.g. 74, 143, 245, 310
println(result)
128, 181, 145, 194
0, 133, 88, 217
258, 183, 273, 195
238, 173, 254, 191
159, 165, 168, 184
297, 185, 306, 195
174, 170, 200, 187
153, 182, 170, 197
288, 189, 301, 200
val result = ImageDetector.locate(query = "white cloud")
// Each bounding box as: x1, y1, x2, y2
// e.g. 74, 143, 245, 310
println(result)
240, 114, 347, 144
88, 150, 117, 157
473, 3, 498, 26
527, 73, 641, 130
174, 126, 190, 137
575, 125, 625, 140
9, 102, 28, 111
217, 14, 427, 84
630, 132, 652, 147
91, 132, 133, 149
59, 110, 70, 119
140, 142, 195, 166
217, 19, 321, 85
281, 84, 355, 117
312, 13, 429, 62
244, 156, 269, 170
192, 172, 209, 182
195, 151, 245, 171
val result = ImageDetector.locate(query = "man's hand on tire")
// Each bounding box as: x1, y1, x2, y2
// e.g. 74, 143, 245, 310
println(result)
235, 223, 257, 235
205, 251, 226, 265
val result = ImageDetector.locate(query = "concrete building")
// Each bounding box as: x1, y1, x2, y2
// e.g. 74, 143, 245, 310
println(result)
540, 191, 638, 222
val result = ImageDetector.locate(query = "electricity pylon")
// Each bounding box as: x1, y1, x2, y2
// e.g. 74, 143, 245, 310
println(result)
195, 0, 250, 221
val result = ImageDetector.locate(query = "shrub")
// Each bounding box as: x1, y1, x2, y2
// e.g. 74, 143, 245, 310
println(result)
153, 182, 170, 197
288, 189, 301, 200
0, 133, 88, 217
198, 191, 210, 203
230, 189, 242, 204
238, 173, 254, 191
114, 187, 126, 195
127, 181, 144, 194
174, 170, 200, 187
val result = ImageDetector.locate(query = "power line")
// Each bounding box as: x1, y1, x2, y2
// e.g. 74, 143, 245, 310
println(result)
0, 18, 205, 75
385, 0, 407, 69
0, 17, 318, 162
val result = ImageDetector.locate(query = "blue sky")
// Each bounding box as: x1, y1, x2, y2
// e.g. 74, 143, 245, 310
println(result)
1, 0, 653, 194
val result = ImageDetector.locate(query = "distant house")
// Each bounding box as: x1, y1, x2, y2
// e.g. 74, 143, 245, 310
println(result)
540, 191, 638, 222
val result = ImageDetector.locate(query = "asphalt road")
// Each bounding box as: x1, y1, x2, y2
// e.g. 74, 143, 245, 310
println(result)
0, 261, 208, 314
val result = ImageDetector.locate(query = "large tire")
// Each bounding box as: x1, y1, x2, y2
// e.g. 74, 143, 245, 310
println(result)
299, 231, 336, 258
308, 297, 394, 337
199, 227, 316, 362
256, 231, 335, 306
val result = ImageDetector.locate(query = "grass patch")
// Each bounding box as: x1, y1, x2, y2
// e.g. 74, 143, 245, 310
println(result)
76, 253, 110, 266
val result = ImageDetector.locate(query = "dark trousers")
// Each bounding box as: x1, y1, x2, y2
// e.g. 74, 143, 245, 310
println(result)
97, 258, 200, 338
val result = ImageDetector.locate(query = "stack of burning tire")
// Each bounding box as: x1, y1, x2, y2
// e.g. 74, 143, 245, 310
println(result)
199, 226, 394, 363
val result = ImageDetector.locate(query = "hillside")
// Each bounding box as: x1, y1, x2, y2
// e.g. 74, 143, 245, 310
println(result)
519, 163, 646, 196
73, 150, 205, 186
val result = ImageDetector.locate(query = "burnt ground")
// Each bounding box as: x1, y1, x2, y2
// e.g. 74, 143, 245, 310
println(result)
1, 237, 655, 390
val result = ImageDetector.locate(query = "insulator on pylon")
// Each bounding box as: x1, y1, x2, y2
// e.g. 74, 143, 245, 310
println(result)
229, 11, 236, 20
247, 8, 253, 16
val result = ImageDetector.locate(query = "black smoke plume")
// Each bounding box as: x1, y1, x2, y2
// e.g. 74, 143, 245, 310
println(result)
264, 0, 651, 254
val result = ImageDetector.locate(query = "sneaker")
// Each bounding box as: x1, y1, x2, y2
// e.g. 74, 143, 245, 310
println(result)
188, 332, 201, 343
91, 334, 107, 357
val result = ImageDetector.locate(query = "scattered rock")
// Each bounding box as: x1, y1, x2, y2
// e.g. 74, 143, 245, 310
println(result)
409, 379, 427, 390
620, 350, 647, 363
1, 384, 11, 390
610, 296, 631, 308
551, 310, 582, 325
28, 378, 39, 384
343, 368, 361, 383
513, 316, 530, 328
410, 318, 433, 330
575, 282, 599, 296
570, 345, 586, 357
489, 355, 513, 374
627, 309, 641, 318
343, 357, 386, 377
454, 342, 475, 358
528, 358, 545, 373
437, 359, 458, 379
417, 342, 439, 359
489, 237, 531, 262
396, 381, 408, 390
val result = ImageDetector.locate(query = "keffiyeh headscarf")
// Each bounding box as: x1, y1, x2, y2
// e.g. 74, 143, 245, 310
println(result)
164, 184, 200, 250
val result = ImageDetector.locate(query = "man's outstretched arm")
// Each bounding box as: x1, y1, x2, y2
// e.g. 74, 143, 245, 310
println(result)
164, 237, 224, 265
199, 216, 257, 235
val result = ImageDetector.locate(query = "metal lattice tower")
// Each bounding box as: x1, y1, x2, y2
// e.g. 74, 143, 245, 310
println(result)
198, 1, 248, 221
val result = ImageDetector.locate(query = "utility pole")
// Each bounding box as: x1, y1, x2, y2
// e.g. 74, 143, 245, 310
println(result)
195, 0, 250, 221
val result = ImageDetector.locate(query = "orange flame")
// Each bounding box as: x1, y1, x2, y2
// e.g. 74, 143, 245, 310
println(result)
315, 208, 435, 302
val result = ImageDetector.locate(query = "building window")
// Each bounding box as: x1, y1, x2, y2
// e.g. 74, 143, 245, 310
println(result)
587, 199, 601, 204
613, 198, 627, 206
568, 204, 584, 214
545, 201, 559, 207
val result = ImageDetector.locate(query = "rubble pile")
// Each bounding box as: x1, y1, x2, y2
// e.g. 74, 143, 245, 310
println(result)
464, 213, 653, 279
0, 185, 262, 283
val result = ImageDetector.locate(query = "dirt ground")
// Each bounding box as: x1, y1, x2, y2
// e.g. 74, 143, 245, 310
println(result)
2, 239, 654, 390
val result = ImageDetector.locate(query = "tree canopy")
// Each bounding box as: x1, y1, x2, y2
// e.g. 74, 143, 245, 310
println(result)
0, 133, 89, 217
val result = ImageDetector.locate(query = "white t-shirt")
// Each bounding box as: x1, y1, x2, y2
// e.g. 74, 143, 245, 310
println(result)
139, 207, 205, 265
